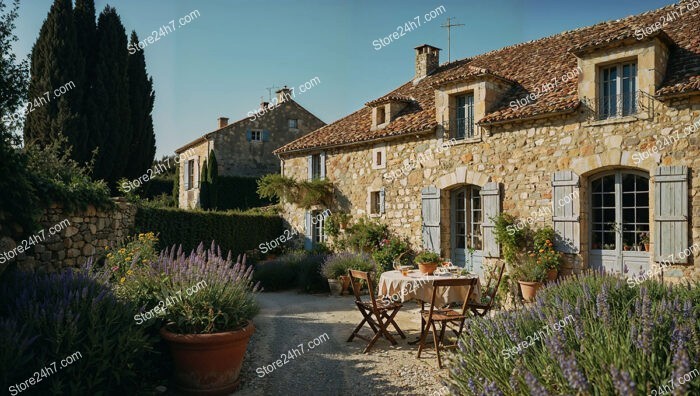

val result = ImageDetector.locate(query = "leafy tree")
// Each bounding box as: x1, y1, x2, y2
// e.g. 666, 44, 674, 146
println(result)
89, 6, 130, 186
23, 0, 85, 158
199, 159, 210, 209
73, 0, 96, 162
125, 31, 155, 180
207, 149, 218, 209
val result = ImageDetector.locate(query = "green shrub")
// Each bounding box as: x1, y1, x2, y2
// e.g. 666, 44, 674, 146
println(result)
415, 251, 441, 264
217, 176, 272, 210
104, 232, 159, 282
345, 218, 389, 252
0, 268, 152, 393
320, 253, 377, 279
253, 251, 328, 293
447, 273, 700, 395
372, 237, 411, 272
135, 206, 283, 256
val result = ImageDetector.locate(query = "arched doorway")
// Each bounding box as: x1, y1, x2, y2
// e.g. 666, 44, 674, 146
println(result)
450, 185, 484, 276
589, 169, 650, 274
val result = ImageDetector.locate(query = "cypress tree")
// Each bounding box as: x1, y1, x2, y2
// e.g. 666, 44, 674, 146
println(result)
207, 150, 219, 209
199, 160, 210, 209
90, 6, 130, 185
73, 0, 96, 163
23, 0, 85, 155
125, 31, 156, 180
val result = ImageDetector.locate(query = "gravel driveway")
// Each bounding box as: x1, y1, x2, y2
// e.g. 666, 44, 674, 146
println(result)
235, 291, 451, 396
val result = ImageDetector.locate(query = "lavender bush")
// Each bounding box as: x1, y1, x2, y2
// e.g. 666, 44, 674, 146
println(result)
447, 272, 700, 395
114, 241, 260, 334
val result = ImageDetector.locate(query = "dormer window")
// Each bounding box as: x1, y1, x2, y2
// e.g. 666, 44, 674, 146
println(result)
455, 93, 475, 139
376, 107, 386, 125
599, 62, 637, 119
367, 95, 413, 131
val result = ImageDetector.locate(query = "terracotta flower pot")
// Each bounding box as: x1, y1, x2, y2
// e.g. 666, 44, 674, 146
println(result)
644, 243, 650, 252
339, 275, 351, 295
418, 262, 438, 275
327, 278, 343, 296
518, 281, 543, 302
160, 321, 255, 395
546, 268, 558, 282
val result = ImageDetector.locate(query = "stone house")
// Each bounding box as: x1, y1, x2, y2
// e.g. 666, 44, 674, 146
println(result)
274, 2, 700, 282
175, 87, 325, 208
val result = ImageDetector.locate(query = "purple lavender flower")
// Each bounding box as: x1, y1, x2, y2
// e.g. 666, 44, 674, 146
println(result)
610, 365, 637, 395
559, 353, 589, 392
480, 381, 504, 396
671, 347, 691, 395
596, 282, 611, 326
523, 371, 548, 396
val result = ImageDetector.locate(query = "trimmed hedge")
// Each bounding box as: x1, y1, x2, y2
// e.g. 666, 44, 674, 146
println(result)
135, 207, 283, 256
217, 176, 273, 211
141, 177, 174, 200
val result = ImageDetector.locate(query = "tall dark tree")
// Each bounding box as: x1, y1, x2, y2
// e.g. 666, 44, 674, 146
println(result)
23, 0, 85, 155
89, 6, 130, 185
125, 31, 156, 180
199, 160, 210, 209
207, 149, 219, 209
73, 0, 96, 163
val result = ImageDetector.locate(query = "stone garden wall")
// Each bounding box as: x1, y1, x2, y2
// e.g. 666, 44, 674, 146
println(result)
0, 199, 136, 273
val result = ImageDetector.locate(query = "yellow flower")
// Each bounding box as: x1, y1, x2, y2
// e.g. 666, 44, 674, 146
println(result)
119, 277, 125, 284
126, 270, 133, 275
119, 248, 126, 254
107, 253, 113, 259
142, 259, 148, 263
539, 249, 544, 253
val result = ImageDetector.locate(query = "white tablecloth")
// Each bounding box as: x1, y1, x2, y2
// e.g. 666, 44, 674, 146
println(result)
377, 270, 481, 306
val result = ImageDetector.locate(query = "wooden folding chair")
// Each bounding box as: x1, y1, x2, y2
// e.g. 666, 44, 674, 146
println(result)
467, 261, 505, 317
417, 277, 477, 368
347, 270, 405, 353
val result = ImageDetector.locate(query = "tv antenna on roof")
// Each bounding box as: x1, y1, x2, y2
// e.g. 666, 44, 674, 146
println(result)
441, 17, 464, 63
265, 85, 281, 102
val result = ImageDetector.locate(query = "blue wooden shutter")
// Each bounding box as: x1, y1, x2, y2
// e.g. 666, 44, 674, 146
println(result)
307, 155, 313, 180
183, 160, 190, 190
246, 129, 252, 141
421, 186, 441, 253
379, 188, 385, 214
480, 182, 501, 258
654, 166, 688, 263
262, 130, 271, 142
320, 152, 326, 179
304, 211, 313, 250
552, 170, 580, 253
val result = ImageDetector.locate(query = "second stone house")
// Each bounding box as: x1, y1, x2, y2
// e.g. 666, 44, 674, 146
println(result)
274, 2, 700, 282
175, 87, 325, 208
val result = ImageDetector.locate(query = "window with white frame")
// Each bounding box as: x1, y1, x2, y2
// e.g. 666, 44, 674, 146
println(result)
187, 160, 195, 190
311, 154, 322, 180
369, 189, 385, 215
455, 93, 475, 139
250, 130, 262, 142
371, 144, 386, 169
311, 210, 326, 244
599, 62, 637, 119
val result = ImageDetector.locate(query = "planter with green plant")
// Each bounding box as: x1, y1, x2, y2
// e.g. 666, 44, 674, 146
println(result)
415, 251, 441, 275
640, 232, 650, 252
533, 227, 561, 282
128, 242, 260, 394
512, 253, 547, 301
320, 253, 376, 295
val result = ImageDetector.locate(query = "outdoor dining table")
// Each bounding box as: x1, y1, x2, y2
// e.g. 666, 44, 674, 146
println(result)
377, 269, 482, 306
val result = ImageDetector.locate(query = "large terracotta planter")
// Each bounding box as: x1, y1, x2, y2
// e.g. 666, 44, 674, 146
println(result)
418, 262, 438, 275
546, 268, 558, 282
339, 275, 351, 295
518, 281, 543, 302
160, 321, 255, 395
327, 278, 343, 296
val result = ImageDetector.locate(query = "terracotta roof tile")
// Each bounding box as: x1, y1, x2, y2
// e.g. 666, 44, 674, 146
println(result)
275, 1, 700, 155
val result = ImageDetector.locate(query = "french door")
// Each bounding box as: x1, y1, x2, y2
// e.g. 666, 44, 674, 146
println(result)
589, 170, 650, 276
451, 186, 484, 277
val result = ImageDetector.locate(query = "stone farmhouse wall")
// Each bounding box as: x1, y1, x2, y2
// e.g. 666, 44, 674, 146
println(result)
1, 199, 136, 273
178, 99, 325, 209
281, 95, 700, 281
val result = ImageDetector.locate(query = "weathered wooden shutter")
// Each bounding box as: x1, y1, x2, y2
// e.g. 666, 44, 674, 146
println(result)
379, 188, 385, 214
320, 152, 326, 179
480, 182, 500, 258
421, 186, 441, 253
552, 170, 580, 253
307, 155, 313, 180
183, 160, 190, 190
304, 211, 313, 250
654, 166, 688, 263
262, 130, 271, 142
246, 129, 252, 141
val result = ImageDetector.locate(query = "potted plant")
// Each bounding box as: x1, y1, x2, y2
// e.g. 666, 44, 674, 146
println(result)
155, 243, 260, 394
640, 232, 650, 252
320, 253, 376, 295
513, 253, 547, 302
415, 251, 441, 275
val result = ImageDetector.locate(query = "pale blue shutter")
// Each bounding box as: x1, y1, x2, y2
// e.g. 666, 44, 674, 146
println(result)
307, 155, 313, 180
320, 152, 326, 179
480, 182, 501, 258
183, 160, 190, 190
379, 188, 385, 214
304, 211, 313, 250
262, 130, 270, 142
654, 166, 689, 263
421, 186, 441, 253
246, 129, 252, 141
552, 171, 580, 253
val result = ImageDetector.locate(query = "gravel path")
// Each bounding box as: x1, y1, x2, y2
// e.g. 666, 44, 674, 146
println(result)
235, 291, 451, 396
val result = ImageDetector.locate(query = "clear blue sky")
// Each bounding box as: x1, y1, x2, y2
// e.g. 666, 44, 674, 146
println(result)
13, 0, 673, 157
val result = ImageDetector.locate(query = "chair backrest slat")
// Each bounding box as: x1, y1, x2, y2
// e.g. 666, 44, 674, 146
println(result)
349, 269, 378, 309
428, 277, 478, 316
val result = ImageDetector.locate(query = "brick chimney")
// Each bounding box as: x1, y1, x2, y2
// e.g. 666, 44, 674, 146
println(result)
276, 86, 293, 103
217, 117, 229, 128
414, 44, 441, 80
260, 100, 269, 110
